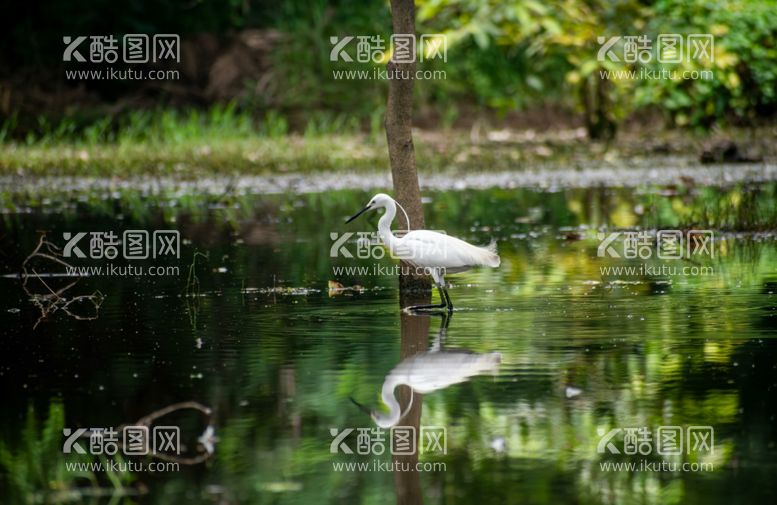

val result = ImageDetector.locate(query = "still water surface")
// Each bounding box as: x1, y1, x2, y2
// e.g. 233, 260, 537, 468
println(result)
1, 182, 776, 504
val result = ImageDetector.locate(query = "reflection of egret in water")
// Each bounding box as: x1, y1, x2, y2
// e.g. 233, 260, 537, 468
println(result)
353, 314, 502, 428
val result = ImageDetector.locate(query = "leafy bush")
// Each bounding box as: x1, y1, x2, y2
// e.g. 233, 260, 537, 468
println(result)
638, 0, 777, 126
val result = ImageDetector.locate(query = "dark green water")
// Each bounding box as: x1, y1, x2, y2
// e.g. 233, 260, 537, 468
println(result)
1, 183, 776, 504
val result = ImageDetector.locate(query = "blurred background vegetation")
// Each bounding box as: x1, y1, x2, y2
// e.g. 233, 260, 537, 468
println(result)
1, 0, 775, 146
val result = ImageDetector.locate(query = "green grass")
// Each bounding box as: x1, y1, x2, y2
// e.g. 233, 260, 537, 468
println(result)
0, 104, 407, 177
1, 105, 774, 178
0, 136, 393, 177
0, 105, 390, 176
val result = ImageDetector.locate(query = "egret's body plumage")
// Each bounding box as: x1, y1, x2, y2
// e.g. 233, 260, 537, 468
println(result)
347, 193, 500, 312
392, 230, 500, 271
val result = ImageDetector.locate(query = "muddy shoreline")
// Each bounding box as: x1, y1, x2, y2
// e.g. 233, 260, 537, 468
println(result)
3, 162, 775, 204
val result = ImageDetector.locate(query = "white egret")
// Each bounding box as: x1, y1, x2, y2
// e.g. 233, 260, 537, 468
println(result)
351, 317, 501, 428
346, 193, 500, 312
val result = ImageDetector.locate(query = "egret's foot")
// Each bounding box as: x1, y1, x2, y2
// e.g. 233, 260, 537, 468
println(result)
404, 284, 453, 313
405, 303, 448, 313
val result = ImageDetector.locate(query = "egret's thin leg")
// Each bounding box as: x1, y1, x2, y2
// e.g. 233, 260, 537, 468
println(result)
430, 312, 451, 352
440, 311, 452, 330
442, 286, 453, 313
437, 273, 453, 314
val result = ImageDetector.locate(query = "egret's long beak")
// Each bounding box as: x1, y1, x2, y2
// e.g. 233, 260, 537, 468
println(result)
349, 396, 373, 417
345, 205, 371, 223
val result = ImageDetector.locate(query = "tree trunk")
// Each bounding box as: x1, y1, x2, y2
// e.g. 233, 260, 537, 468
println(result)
392, 310, 429, 505
386, 0, 430, 292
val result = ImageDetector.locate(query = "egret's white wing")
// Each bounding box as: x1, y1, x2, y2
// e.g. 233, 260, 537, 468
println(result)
392, 230, 500, 270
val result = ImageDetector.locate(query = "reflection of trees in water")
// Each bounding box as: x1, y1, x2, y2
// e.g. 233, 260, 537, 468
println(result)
393, 301, 429, 505
423, 183, 777, 231
4, 186, 775, 503
0, 400, 215, 502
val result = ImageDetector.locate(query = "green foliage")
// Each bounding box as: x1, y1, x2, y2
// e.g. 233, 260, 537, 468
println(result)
266, 0, 391, 116
2, 0, 776, 140
0, 401, 134, 503
0, 403, 70, 502
416, 0, 777, 133
638, 0, 777, 126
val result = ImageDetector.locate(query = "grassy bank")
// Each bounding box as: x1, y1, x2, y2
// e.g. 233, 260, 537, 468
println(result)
1, 107, 776, 178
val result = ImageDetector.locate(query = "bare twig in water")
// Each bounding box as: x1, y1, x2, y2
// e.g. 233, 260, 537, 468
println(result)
184, 250, 209, 329
129, 401, 216, 465
77, 401, 217, 465
21, 233, 105, 329
185, 250, 209, 297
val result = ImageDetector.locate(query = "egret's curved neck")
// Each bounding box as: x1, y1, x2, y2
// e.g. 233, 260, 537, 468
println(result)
375, 379, 403, 428
378, 200, 398, 250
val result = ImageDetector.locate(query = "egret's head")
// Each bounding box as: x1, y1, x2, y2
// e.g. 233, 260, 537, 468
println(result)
345, 193, 393, 223
349, 395, 407, 429
350, 397, 380, 425
371, 412, 399, 429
